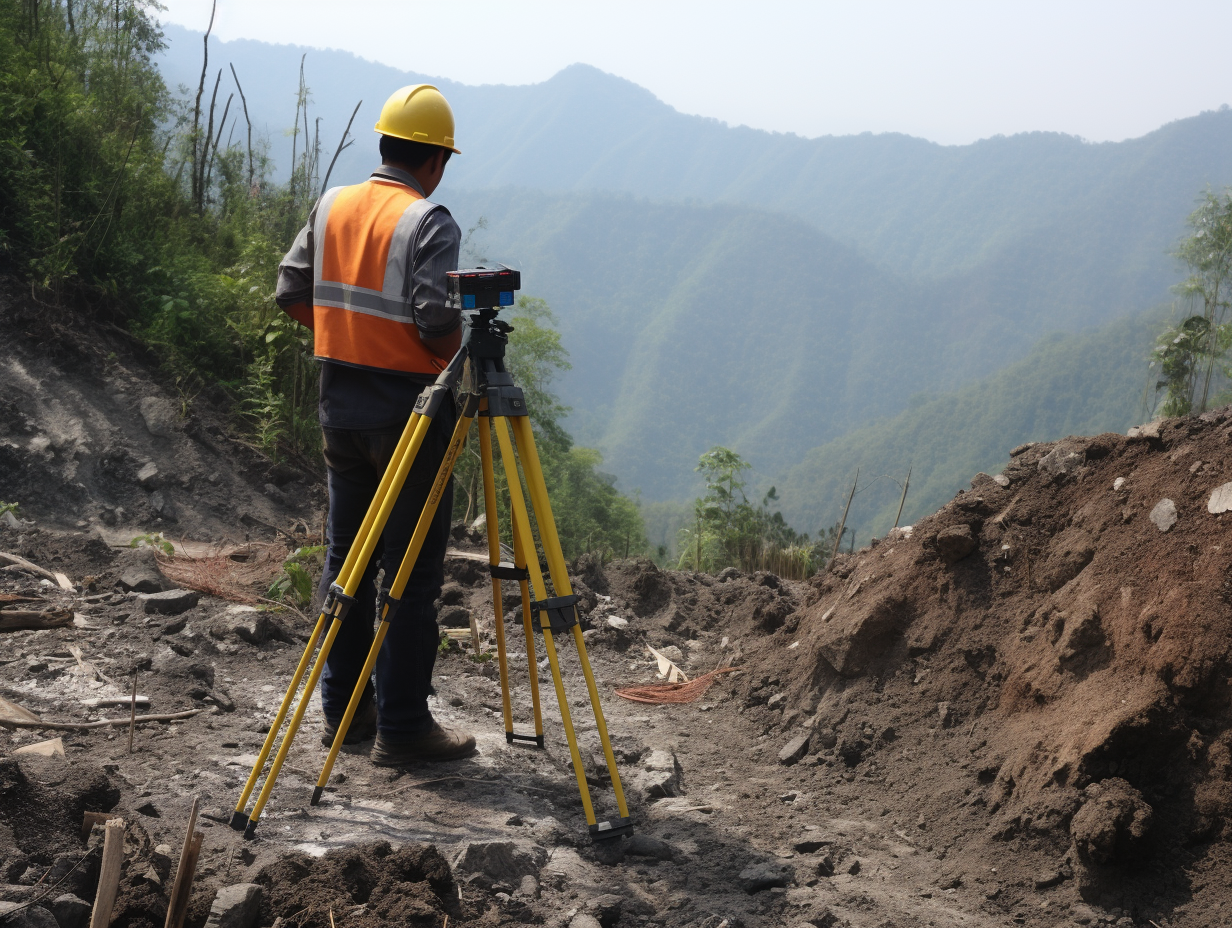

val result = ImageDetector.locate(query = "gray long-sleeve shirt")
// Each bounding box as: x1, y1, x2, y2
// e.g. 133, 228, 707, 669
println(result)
275, 165, 462, 429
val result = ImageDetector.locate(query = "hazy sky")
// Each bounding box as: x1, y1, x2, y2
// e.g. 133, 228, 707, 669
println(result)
158, 1, 1232, 146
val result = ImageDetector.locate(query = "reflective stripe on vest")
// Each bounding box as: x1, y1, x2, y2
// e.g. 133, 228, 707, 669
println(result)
311, 178, 445, 374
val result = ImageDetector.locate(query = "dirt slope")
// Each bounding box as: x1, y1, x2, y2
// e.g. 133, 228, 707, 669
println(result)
0, 286, 320, 542
731, 415, 1232, 924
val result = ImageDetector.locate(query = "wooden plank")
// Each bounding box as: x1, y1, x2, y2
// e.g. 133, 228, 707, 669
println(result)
164, 797, 201, 928
81, 811, 113, 842
0, 695, 42, 728
0, 610, 74, 632
0, 551, 57, 582
89, 818, 126, 928
13, 737, 64, 757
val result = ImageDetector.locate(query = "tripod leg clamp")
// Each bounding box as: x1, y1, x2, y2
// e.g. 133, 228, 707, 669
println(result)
488, 562, 529, 582
413, 383, 455, 418
589, 816, 634, 842
530, 595, 580, 634
376, 587, 402, 622
324, 584, 357, 621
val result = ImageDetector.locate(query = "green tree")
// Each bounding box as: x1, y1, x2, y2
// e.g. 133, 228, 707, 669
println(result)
1153, 189, 1232, 416
677, 446, 815, 577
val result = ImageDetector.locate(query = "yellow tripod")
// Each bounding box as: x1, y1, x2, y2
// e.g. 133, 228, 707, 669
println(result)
230, 291, 632, 843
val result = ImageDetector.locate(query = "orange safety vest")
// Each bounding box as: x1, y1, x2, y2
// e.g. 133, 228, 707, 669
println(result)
309, 176, 448, 375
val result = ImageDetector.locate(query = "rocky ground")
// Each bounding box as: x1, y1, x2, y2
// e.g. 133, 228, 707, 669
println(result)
3, 289, 1232, 928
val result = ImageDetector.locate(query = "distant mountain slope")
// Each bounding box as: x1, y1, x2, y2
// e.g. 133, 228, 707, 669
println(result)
772, 308, 1162, 541
157, 24, 1232, 294
441, 189, 1164, 504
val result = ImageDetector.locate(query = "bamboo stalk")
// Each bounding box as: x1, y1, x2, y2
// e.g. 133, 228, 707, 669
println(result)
89, 819, 125, 928
165, 798, 201, 928
3, 709, 201, 731
128, 672, 138, 754
830, 468, 859, 570
893, 466, 912, 529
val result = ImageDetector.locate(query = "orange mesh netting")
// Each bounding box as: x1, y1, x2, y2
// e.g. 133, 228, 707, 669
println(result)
614, 667, 740, 705
156, 543, 289, 605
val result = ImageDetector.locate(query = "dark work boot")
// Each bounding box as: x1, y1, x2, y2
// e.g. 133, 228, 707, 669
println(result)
321, 699, 378, 747
371, 721, 477, 765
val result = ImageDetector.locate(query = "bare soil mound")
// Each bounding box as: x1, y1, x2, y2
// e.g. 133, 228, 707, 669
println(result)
733, 412, 1232, 923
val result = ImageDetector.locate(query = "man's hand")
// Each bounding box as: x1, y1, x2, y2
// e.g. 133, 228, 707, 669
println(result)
422, 326, 462, 361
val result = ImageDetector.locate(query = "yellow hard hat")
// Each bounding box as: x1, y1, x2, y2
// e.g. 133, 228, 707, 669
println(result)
374, 84, 460, 154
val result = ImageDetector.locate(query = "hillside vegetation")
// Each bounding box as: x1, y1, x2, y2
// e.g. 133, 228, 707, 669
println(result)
775, 308, 1162, 539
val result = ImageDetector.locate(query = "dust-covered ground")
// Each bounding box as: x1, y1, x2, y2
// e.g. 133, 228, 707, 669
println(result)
3, 288, 1232, 928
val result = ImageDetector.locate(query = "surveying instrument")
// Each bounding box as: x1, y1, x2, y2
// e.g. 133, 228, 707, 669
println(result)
229, 266, 633, 843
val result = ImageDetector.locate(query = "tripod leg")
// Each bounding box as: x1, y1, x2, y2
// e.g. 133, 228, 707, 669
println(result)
313, 401, 477, 799
511, 505, 545, 742
491, 418, 597, 827
477, 417, 514, 739
237, 410, 436, 835
508, 416, 632, 832
231, 409, 433, 828
230, 612, 325, 829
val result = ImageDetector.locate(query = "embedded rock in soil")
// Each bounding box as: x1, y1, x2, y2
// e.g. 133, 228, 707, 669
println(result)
778, 732, 811, 766
211, 606, 281, 644
452, 840, 547, 887
50, 894, 91, 928
204, 883, 263, 928
633, 749, 682, 799
934, 524, 977, 564
1039, 527, 1095, 591
812, 594, 910, 676
1150, 498, 1177, 532
1038, 446, 1085, 477
1070, 778, 1154, 864
139, 396, 179, 438
135, 588, 200, 615
625, 834, 676, 860
738, 860, 791, 892
1207, 482, 1232, 513
0, 902, 57, 928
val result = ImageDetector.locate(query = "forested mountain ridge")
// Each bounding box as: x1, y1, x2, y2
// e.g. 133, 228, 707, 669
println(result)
153, 24, 1220, 538
773, 308, 1162, 539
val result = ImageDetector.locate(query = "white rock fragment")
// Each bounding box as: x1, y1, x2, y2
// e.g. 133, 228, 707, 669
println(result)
606, 616, 628, 629
1113, 477, 1127, 491
1208, 482, 1232, 514
993, 474, 1010, 487
1150, 498, 1178, 532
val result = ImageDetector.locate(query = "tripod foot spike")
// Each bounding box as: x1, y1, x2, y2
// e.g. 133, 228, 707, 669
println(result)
229, 811, 249, 832
506, 731, 546, 749
589, 817, 634, 842
243, 820, 258, 841
310, 786, 324, 806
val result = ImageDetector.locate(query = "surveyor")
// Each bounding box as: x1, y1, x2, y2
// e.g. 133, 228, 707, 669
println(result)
274, 85, 476, 764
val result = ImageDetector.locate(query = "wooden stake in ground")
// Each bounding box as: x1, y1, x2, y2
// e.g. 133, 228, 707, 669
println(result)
128, 672, 138, 754
165, 798, 202, 928
830, 467, 859, 570
89, 818, 126, 928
